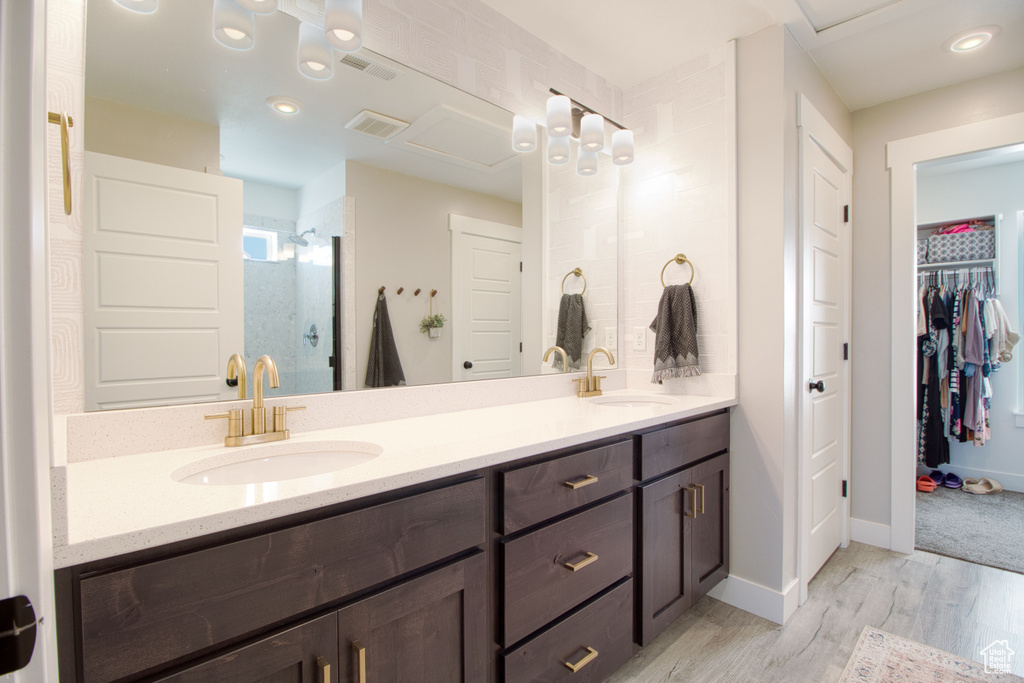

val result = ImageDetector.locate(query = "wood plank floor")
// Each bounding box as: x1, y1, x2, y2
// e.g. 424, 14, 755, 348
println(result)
606, 542, 1024, 682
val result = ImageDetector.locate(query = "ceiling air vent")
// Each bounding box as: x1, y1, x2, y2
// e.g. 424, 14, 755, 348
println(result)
344, 110, 410, 140
339, 54, 399, 82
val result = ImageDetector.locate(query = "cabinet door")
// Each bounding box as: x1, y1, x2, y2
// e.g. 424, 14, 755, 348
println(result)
637, 469, 694, 646
154, 613, 337, 683
336, 554, 486, 683
690, 452, 729, 601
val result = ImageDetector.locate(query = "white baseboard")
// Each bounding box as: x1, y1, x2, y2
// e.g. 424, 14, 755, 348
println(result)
935, 464, 1024, 494
851, 518, 892, 549
708, 575, 800, 625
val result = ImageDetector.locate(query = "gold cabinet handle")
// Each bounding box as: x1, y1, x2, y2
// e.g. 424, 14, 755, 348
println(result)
564, 552, 598, 572
317, 656, 331, 683
47, 112, 74, 215
352, 641, 366, 683
695, 483, 705, 515
564, 646, 599, 673
564, 474, 598, 490
684, 487, 698, 518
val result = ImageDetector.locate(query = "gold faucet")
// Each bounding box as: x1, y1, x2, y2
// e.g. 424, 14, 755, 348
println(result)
543, 345, 570, 372
226, 353, 247, 399
574, 347, 615, 397
206, 354, 305, 447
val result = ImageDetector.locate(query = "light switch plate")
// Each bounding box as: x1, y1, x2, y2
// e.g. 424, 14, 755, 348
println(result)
633, 326, 647, 351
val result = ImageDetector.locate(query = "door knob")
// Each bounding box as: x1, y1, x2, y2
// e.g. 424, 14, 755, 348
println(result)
463, 361, 473, 369
809, 380, 825, 393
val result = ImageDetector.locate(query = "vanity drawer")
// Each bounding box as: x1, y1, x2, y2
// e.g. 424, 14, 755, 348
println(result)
502, 439, 633, 533
78, 478, 485, 683
504, 579, 634, 683
639, 410, 729, 481
502, 494, 632, 646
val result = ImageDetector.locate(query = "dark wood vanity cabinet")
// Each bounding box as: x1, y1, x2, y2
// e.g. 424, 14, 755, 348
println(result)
637, 412, 730, 645
56, 409, 731, 683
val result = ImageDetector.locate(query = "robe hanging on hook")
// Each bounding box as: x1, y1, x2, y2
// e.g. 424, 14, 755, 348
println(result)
378, 286, 385, 294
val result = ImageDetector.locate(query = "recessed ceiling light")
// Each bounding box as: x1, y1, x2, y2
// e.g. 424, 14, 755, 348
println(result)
266, 96, 303, 114
944, 25, 1001, 53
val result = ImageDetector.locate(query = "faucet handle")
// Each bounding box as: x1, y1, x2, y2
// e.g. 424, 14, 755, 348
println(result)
205, 409, 244, 439
272, 405, 306, 433
572, 377, 587, 397
593, 375, 607, 395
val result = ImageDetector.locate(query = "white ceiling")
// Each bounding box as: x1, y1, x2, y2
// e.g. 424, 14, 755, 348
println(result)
86, 0, 522, 200
479, 0, 1024, 111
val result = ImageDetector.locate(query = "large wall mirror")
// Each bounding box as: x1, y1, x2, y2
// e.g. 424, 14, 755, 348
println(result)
79, 0, 618, 411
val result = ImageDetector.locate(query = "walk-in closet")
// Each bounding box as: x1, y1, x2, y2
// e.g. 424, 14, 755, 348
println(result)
914, 146, 1024, 574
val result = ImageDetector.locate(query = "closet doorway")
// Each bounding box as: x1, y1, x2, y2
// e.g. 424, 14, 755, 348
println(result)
888, 111, 1024, 566
912, 147, 1024, 573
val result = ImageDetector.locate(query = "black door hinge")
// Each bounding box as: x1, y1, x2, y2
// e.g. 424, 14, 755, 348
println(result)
843, 343, 849, 360
843, 205, 850, 223
842, 480, 848, 498
519, 342, 522, 352
519, 261, 522, 272
0, 596, 37, 676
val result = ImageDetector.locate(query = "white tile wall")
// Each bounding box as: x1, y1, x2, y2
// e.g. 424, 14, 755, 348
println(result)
620, 44, 737, 389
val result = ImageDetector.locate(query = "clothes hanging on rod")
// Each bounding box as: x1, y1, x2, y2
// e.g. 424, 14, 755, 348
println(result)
915, 266, 1016, 467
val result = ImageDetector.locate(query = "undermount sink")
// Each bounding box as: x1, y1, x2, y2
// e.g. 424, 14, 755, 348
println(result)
174, 440, 383, 486
589, 394, 677, 408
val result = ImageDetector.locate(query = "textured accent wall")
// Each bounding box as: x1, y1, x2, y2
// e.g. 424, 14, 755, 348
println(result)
620, 44, 737, 392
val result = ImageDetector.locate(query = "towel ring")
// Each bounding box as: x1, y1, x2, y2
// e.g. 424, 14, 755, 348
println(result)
660, 254, 694, 287
561, 268, 587, 295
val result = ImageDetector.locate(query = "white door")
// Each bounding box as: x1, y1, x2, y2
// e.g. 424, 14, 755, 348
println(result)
1, 0, 57, 677
450, 214, 522, 381
83, 152, 244, 410
798, 95, 852, 597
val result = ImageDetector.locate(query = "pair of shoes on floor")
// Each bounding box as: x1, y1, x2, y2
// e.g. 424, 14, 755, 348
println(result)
927, 470, 963, 489
917, 475, 938, 492
962, 477, 1003, 494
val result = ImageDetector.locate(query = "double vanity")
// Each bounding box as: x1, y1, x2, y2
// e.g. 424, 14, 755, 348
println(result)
53, 390, 733, 682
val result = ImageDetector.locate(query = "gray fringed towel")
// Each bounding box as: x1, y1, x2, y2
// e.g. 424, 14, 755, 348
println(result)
365, 293, 406, 388
650, 284, 700, 383
553, 293, 590, 371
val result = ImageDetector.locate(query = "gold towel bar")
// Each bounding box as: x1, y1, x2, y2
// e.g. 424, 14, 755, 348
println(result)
660, 253, 694, 287
561, 267, 587, 295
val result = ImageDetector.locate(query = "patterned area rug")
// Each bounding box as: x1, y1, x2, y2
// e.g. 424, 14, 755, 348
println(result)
838, 627, 1022, 682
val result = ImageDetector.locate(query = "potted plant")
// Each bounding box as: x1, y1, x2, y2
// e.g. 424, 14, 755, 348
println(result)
420, 313, 446, 338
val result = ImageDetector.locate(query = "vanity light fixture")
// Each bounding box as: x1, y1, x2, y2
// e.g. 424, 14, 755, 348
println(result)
112, 0, 158, 13
580, 113, 605, 152
547, 95, 572, 137
236, 0, 277, 13
512, 115, 537, 152
298, 21, 335, 79
944, 25, 1000, 53
266, 96, 303, 114
325, 0, 363, 52
612, 129, 634, 165
213, 0, 255, 50
577, 149, 598, 176
548, 134, 570, 165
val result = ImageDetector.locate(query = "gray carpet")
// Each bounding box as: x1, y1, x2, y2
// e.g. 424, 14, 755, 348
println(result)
916, 485, 1024, 575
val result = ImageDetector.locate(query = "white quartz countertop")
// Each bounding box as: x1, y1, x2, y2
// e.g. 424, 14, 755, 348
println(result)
54, 391, 735, 568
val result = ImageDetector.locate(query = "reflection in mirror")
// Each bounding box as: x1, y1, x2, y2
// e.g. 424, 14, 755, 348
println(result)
80, 0, 616, 411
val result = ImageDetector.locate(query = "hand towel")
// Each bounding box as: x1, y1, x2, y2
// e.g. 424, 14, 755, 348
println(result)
365, 293, 406, 388
553, 293, 590, 371
650, 284, 701, 383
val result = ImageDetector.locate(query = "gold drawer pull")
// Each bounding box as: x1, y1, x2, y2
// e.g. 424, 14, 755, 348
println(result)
684, 487, 698, 518
564, 474, 598, 490
317, 656, 331, 683
564, 552, 598, 572
353, 641, 366, 683
695, 483, 705, 515
565, 646, 599, 673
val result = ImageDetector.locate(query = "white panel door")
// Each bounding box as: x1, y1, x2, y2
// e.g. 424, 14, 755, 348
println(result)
799, 97, 852, 594
83, 152, 244, 410
450, 215, 522, 381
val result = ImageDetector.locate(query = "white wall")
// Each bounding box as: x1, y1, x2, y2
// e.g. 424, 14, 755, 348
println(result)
242, 181, 299, 222
917, 160, 1024, 491
299, 160, 346, 218
850, 66, 1024, 526
84, 96, 220, 173
728, 25, 851, 621
347, 161, 522, 388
